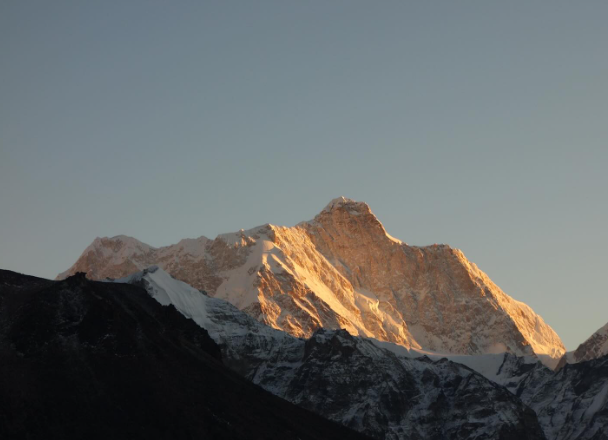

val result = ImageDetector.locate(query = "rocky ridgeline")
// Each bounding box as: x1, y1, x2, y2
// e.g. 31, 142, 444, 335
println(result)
58, 197, 565, 366
114, 266, 608, 440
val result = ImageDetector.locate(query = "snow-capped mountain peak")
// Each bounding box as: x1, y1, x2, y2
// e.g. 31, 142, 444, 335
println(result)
58, 197, 565, 366
321, 196, 370, 213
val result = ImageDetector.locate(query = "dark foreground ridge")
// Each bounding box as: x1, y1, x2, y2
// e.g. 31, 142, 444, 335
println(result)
0, 269, 370, 440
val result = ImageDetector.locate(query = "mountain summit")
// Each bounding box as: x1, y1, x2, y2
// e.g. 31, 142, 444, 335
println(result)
558, 321, 608, 368
58, 198, 565, 366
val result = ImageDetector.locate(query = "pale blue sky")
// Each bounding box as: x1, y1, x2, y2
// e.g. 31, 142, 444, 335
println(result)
1, 1, 607, 350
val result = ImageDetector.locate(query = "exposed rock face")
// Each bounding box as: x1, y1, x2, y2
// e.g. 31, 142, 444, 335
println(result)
300, 198, 564, 364
514, 355, 608, 440
115, 267, 548, 440
558, 321, 608, 369
58, 197, 565, 365
454, 350, 608, 440
115, 267, 608, 440
278, 329, 548, 440
0, 269, 370, 440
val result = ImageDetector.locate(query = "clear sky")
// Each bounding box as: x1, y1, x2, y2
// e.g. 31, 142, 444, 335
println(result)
1, 1, 607, 350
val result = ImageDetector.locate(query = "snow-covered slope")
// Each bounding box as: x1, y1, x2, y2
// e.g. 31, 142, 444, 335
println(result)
60, 197, 565, 366
370, 338, 545, 389
116, 267, 608, 440
114, 267, 546, 440
558, 321, 608, 369
515, 355, 608, 440
112, 266, 301, 377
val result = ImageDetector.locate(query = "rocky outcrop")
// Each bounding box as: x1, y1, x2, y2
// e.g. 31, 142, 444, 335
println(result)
558, 321, 608, 369
515, 355, 608, 440
58, 197, 565, 365
273, 329, 547, 440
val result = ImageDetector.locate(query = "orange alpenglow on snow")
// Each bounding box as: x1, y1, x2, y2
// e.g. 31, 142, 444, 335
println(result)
58, 197, 565, 368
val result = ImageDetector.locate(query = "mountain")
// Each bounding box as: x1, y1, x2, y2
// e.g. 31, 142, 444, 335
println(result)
0, 269, 370, 440
113, 266, 300, 378
515, 355, 608, 440
558, 321, 608, 368
58, 197, 565, 366
115, 266, 547, 440
115, 266, 608, 440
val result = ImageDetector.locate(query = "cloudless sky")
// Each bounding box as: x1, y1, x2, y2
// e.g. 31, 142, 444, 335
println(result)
1, 1, 607, 350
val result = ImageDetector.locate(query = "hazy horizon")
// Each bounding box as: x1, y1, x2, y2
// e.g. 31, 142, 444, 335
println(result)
1, 1, 607, 350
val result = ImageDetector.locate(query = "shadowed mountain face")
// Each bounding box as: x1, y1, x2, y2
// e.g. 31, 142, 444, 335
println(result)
112, 267, 548, 440
58, 197, 565, 367
3, 266, 607, 440
113, 266, 608, 440
514, 355, 608, 440
0, 269, 370, 440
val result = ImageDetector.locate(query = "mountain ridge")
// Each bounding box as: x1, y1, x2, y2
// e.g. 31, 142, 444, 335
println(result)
113, 266, 548, 440
557, 321, 608, 369
58, 197, 565, 366
113, 266, 608, 440
0, 268, 369, 440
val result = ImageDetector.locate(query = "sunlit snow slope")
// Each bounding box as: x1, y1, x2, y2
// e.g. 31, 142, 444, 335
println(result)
59, 197, 565, 366
113, 266, 550, 440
